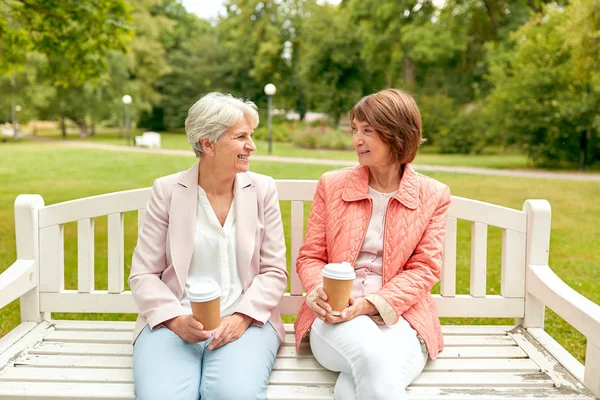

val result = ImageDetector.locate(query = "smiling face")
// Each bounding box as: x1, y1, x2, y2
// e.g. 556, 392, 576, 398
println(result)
206, 116, 256, 173
351, 118, 392, 168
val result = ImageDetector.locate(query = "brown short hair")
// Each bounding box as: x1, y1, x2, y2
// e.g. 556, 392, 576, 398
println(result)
349, 88, 425, 164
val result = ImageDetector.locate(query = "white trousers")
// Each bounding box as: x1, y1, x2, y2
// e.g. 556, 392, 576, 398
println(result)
310, 315, 428, 400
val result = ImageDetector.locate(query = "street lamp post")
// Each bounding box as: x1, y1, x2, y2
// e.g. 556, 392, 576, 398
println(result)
122, 95, 132, 146
13, 104, 21, 139
264, 83, 277, 155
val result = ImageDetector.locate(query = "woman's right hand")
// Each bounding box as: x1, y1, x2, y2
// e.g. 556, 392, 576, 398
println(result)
164, 315, 213, 343
307, 286, 331, 321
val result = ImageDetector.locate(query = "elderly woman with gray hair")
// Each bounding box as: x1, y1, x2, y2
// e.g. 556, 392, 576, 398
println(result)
129, 92, 288, 400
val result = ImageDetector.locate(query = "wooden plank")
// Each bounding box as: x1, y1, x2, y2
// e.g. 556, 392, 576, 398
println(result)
77, 218, 94, 293
290, 201, 304, 296
437, 346, 528, 359
508, 327, 590, 393
0, 322, 38, 356
44, 331, 131, 344
40, 292, 137, 313
39, 188, 151, 229
39, 293, 524, 318
31, 342, 133, 357
108, 213, 124, 294
470, 221, 487, 298
441, 217, 457, 297
267, 385, 333, 400
0, 381, 135, 399
42, 329, 516, 348
275, 181, 317, 201
31, 342, 529, 360
522, 200, 551, 329
271, 370, 554, 387
434, 295, 524, 318
527, 327, 585, 383
412, 371, 554, 387
15, 355, 132, 369
269, 370, 338, 386
50, 321, 136, 332
0, 381, 592, 400
0, 322, 54, 370
501, 229, 526, 298
12, 354, 538, 373
0, 259, 37, 311
39, 225, 64, 293
527, 264, 600, 339
0, 367, 132, 383
406, 387, 594, 400
448, 197, 527, 233
282, 324, 517, 336
439, 325, 515, 335
442, 336, 516, 347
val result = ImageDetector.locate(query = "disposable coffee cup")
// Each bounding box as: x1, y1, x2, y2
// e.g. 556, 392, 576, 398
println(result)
188, 278, 221, 330
321, 262, 356, 315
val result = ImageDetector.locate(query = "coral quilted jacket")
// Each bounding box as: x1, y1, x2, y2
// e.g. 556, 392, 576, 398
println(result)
293, 164, 451, 359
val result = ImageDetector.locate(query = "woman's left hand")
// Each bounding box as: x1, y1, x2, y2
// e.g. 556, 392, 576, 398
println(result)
208, 313, 253, 350
324, 297, 379, 324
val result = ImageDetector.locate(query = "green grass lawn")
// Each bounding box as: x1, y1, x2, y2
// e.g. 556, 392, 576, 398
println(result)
31, 128, 531, 169
1, 141, 599, 364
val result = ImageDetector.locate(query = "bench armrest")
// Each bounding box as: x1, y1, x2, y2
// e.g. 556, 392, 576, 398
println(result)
0, 259, 36, 310
527, 264, 600, 340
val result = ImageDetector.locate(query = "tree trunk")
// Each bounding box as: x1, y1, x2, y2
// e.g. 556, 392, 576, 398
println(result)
403, 56, 415, 88
579, 130, 588, 171
79, 119, 88, 137
482, 0, 498, 35
90, 116, 95, 136
61, 116, 67, 138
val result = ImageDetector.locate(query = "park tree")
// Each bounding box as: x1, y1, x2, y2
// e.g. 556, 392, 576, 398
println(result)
217, 0, 302, 114
146, 1, 224, 130
297, 2, 366, 124
0, 0, 132, 86
484, 0, 600, 168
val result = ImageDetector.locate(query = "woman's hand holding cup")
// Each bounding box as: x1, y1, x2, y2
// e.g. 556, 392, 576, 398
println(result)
165, 315, 213, 343
307, 286, 331, 321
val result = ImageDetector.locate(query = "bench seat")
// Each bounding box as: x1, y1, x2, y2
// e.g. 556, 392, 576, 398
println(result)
0, 320, 594, 400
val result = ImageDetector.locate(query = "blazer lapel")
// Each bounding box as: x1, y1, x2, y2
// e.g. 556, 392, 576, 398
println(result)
234, 173, 256, 290
169, 163, 199, 295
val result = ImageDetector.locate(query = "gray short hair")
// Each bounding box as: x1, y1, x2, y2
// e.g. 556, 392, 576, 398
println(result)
185, 92, 259, 158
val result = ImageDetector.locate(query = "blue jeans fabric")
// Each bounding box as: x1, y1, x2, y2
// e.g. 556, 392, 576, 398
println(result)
133, 322, 280, 400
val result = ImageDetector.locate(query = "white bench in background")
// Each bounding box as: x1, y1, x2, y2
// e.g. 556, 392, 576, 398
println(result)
0, 181, 599, 399
134, 131, 161, 148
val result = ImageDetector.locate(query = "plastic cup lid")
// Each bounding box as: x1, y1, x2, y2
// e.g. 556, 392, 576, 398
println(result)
188, 278, 221, 302
321, 262, 356, 280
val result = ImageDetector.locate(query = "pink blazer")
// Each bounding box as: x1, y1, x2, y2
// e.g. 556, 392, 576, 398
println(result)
293, 164, 451, 359
129, 162, 288, 344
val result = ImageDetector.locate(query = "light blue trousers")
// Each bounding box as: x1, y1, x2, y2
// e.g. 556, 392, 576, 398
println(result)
133, 322, 280, 400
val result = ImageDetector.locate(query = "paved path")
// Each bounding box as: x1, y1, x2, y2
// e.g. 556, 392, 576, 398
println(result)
32, 138, 600, 182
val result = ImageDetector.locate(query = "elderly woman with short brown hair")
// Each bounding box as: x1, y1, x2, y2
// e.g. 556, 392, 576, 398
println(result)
294, 88, 451, 400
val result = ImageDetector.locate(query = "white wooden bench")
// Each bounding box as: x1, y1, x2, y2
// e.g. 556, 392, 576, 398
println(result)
133, 132, 161, 148
1, 181, 599, 399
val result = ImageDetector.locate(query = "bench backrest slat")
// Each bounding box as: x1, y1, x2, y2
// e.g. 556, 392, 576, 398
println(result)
290, 201, 305, 296
35, 180, 529, 318
501, 230, 526, 298
107, 213, 125, 294
441, 217, 457, 297
77, 218, 95, 293
39, 225, 64, 293
470, 221, 488, 298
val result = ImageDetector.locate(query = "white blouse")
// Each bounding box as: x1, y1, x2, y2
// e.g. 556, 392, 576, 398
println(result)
180, 186, 243, 317
351, 186, 397, 299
